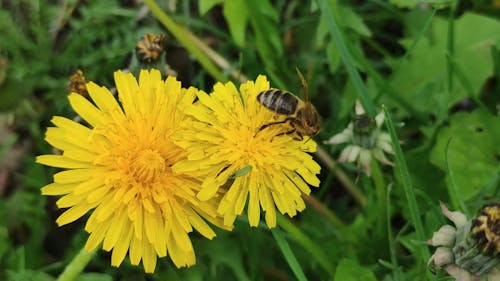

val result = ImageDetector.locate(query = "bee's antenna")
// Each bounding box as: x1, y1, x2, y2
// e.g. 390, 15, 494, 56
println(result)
295, 67, 309, 101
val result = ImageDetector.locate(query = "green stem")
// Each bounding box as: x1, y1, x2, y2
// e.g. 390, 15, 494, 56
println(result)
382, 106, 430, 263
371, 159, 386, 239
277, 215, 335, 277
302, 194, 345, 227
385, 184, 402, 280
143, 0, 227, 82
316, 146, 367, 207
316, 0, 376, 117
56, 247, 97, 281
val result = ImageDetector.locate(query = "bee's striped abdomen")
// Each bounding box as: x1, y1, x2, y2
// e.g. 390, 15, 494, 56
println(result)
257, 89, 298, 115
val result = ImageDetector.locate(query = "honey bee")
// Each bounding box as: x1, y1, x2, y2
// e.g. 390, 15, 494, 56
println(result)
471, 203, 500, 256
257, 68, 320, 140
135, 33, 166, 63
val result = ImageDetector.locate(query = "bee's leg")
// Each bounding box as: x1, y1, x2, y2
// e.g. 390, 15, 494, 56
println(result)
254, 119, 288, 137
272, 129, 297, 141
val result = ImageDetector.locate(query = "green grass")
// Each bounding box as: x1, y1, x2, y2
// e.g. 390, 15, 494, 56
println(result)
1, 0, 499, 280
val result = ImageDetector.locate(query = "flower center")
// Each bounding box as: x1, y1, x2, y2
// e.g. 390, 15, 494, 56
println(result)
352, 114, 377, 149
130, 149, 166, 183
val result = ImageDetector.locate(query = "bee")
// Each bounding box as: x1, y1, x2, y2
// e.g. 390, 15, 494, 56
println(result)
471, 203, 500, 257
68, 69, 88, 97
257, 68, 320, 140
135, 33, 166, 63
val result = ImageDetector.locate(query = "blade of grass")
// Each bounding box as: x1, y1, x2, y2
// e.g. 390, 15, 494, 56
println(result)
445, 138, 470, 216
382, 106, 430, 262
277, 215, 335, 277
271, 228, 308, 281
143, 0, 227, 82
371, 160, 387, 240
385, 184, 403, 280
316, 0, 376, 117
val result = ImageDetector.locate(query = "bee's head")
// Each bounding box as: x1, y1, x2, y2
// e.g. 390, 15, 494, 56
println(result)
296, 105, 321, 135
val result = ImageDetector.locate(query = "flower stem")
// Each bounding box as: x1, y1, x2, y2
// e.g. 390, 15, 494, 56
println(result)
316, 0, 376, 117
56, 247, 97, 281
316, 146, 367, 207
302, 194, 345, 227
383, 106, 430, 263
277, 215, 335, 277
371, 159, 387, 238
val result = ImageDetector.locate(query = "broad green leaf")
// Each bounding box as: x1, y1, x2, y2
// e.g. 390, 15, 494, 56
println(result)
222, 0, 248, 47
199, 0, 223, 15
334, 259, 377, 281
430, 110, 500, 200
385, 12, 500, 117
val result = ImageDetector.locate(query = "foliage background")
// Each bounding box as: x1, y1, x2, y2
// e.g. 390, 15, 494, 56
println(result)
0, 0, 499, 280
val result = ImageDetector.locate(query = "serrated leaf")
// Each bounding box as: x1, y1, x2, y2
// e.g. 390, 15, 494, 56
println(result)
334, 259, 377, 281
222, 0, 248, 47
199, 0, 223, 15
430, 110, 500, 200
339, 5, 371, 37
385, 12, 500, 117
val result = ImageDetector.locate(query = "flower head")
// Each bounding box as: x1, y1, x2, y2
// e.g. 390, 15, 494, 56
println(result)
37, 69, 228, 272
172, 75, 321, 228
428, 203, 500, 281
325, 101, 393, 175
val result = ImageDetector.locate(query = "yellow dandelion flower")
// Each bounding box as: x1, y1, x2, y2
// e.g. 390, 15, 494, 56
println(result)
37, 69, 228, 273
172, 75, 321, 228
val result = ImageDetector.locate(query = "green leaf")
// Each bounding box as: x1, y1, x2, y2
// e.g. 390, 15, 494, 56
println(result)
326, 43, 341, 74
334, 259, 377, 281
199, 0, 223, 15
430, 110, 500, 200
222, 0, 248, 47
339, 5, 371, 37
386, 12, 500, 117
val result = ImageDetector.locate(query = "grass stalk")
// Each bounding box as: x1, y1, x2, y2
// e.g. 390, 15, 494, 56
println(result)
271, 228, 308, 281
277, 215, 335, 277
382, 106, 429, 263
316, 0, 376, 117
